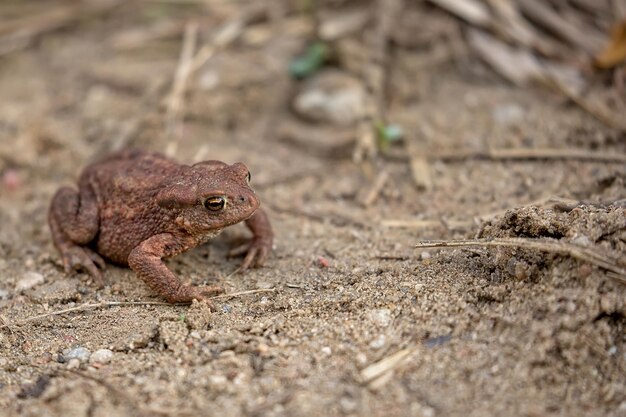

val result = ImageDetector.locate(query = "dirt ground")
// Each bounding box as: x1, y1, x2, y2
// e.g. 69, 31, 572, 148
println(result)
1, 1, 625, 416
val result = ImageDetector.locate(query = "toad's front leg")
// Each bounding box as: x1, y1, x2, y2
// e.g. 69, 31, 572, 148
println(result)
229, 208, 274, 269
128, 233, 223, 305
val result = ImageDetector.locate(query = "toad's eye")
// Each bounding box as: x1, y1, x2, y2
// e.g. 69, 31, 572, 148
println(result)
204, 196, 225, 211
246, 171, 251, 183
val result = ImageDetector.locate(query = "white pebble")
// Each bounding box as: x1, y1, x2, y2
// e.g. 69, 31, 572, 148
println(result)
321, 346, 332, 356
368, 309, 392, 327
369, 335, 386, 350
66, 346, 91, 363
89, 349, 113, 365
66, 358, 81, 370
15, 272, 44, 291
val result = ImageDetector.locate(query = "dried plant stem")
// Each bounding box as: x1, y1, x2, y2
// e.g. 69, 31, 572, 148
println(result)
165, 22, 199, 147
353, 0, 402, 162
360, 347, 416, 389
0, 1, 123, 57
362, 170, 389, 206
164, 5, 266, 151
428, 148, 626, 163
1, 289, 275, 329
415, 238, 626, 284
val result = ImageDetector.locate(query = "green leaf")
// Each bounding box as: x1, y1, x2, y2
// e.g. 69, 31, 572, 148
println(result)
376, 123, 404, 151
289, 42, 329, 79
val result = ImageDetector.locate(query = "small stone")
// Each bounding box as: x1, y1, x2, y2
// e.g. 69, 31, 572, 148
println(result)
256, 343, 270, 356
208, 374, 228, 392
339, 396, 358, 413
159, 321, 188, 353
321, 346, 332, 356
293, 69, 366, 126
0, 288, 9, 299
65, 346, 91, 363
492, 103, 524, 125
89, 349, 113, 365
185, 299, 213, 330
571, 235, 592, 246
369, 335, 386, 350
355, 353, 367, 365
367, 308, 392, 327
15, 272, 45, 292
66, 358, 81, 370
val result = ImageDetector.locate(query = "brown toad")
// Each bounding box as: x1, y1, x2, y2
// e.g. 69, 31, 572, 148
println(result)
48, 150, 273, 304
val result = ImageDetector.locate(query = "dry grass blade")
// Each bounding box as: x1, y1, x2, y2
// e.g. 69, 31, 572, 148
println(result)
406, 132, 433, 190
165, 22, 199, 147
360, 348, 415, 389
190, 4, 267, 73
546, 75, 626, 132
467, 29, 544, 86
429, 147, 626, 163
1, 289, 275, 329
353, 0, 402, 162
0, 301, 178, 329
0, 1, 123, 57
164, 5, 266, 149
414, 238, 626, 284
362, 169, 389, 206
426, 0, 490, 27
517, 0, 605, 55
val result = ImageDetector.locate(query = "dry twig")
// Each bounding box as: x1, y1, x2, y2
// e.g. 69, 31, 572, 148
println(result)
164, 5, 267, 150
165, 22, 199, 149
415, 237, 626, 284
360, 347, 416, 389
362, 169, 389, 206
428, 147, 626, 163
352, 0, 403, 162
1, 289, 276, 329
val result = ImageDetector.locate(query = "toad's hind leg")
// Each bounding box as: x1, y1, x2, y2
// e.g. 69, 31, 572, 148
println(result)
48, 184, 105, 286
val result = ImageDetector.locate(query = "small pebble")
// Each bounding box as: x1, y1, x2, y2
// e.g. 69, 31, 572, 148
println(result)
15, 272, 45, 292
1, 169, 21, 191
339, 396, 358, 413
355, 353, 367, 365
293, 69, 366, 126
66, 358, 81, 370
321, 346, 332, 356
368, 308, 392, 327
65, 346, 91, 363
492, 103, 524, 125
89, 349, 113, 365
369, 335, 386, 350
317, 256, 330, 268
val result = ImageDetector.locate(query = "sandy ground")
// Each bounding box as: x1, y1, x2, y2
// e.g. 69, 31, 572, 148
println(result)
0, 2, 625, 416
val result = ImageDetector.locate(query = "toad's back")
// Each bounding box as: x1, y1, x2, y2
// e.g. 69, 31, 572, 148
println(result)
81, 151, 183, 264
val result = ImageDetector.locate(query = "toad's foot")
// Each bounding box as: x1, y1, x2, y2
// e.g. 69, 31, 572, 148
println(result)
229, 208, 273, 270
228, 236, 272, 270
169, 285, 225, 311
59, 245, 106, 288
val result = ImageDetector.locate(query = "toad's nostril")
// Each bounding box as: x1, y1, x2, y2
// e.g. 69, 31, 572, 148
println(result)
238, 195, 246, 203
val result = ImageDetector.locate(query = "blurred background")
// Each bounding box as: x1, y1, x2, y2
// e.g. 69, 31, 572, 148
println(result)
1, 1, 625, 416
